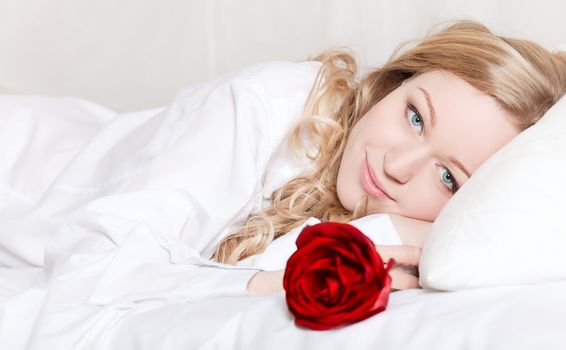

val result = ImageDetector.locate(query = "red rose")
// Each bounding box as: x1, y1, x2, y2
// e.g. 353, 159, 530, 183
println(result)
283, 221, 394, 331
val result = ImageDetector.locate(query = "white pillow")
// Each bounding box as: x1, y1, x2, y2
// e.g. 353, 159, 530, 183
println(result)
420, 94, 566, 290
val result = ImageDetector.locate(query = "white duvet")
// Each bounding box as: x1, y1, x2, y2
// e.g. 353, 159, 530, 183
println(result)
1, 61, 565, 350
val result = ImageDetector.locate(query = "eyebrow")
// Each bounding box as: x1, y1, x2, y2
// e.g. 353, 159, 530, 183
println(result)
448, 156, 471, 179
418, 87, 437, 128
418, 87, 472, 179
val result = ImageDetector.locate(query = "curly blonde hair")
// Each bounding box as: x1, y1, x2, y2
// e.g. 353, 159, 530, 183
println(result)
213, 20, 566, 265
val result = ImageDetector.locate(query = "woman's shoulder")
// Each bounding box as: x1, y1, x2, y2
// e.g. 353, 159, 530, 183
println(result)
221, 60, 321, 82
230, 60, 322, 96
174, 60, 321, 100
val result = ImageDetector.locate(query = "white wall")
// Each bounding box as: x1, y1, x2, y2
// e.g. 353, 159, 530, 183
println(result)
0, 0, 565, 112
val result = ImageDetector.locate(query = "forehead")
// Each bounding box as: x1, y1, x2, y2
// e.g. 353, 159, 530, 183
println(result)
404, 70, 519, 172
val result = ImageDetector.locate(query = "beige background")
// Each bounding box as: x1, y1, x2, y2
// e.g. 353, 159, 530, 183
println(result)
0, 0, 565, 112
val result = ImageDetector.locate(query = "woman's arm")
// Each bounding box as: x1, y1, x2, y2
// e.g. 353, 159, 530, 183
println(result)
246, 244, 423, 296
247, 214, 433, 296
246, 269, 286, 296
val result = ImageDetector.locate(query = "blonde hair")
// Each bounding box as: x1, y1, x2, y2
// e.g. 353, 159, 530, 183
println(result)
213, 20, 566, 265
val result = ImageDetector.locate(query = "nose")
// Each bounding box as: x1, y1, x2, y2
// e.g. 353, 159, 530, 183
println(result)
383, 143, 429, 184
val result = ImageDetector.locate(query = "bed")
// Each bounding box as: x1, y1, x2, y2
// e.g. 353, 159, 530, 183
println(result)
1, 57, 566, 350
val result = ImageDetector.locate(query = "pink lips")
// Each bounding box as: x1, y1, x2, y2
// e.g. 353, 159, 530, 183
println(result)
360, 155, 392, 200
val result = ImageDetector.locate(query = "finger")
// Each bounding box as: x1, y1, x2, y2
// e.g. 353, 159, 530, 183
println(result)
376, 245, 421, 267
389, 268, 420, 290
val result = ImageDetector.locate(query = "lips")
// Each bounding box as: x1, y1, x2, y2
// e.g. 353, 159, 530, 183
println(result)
361, 154, 393, 200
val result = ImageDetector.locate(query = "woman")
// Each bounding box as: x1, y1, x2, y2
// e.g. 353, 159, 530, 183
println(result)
206, 20, 566, 294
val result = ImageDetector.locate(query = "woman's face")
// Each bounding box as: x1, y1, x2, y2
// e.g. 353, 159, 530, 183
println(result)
336, 69, 520, 222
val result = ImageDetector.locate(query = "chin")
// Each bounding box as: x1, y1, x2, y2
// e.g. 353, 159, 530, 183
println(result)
366, 201, 398, 216
336, 188, 359, 213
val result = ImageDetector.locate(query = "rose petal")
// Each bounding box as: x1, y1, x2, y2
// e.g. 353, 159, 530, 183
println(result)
319, 274, 342, 306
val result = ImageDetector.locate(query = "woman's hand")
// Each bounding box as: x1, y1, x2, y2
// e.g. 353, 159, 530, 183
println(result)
246, 244, 422, 296
383, 214, 431, 289
376, 244, 421, 290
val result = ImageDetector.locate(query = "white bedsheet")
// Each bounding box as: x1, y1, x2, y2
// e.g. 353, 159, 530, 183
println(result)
2, 268, 565, 349
1, 61, 565, 349
104, 282, 566, 350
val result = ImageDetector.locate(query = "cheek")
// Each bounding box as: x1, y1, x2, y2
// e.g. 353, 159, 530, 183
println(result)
336, 144, 364, 211
366, 111, 407, 146
401, 187, 448, 221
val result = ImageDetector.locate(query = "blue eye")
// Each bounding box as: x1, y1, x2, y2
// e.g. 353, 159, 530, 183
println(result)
406, 105, 423, 134
437, 165, 459, 194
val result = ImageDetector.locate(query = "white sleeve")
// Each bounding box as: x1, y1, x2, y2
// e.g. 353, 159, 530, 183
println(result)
236, 214, 402, 271
236, 217, 322, 271
348, 213, 402, 245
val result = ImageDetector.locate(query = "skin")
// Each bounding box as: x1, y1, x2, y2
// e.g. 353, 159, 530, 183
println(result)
337, 69, 520, 222
247, 69, 521, 295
